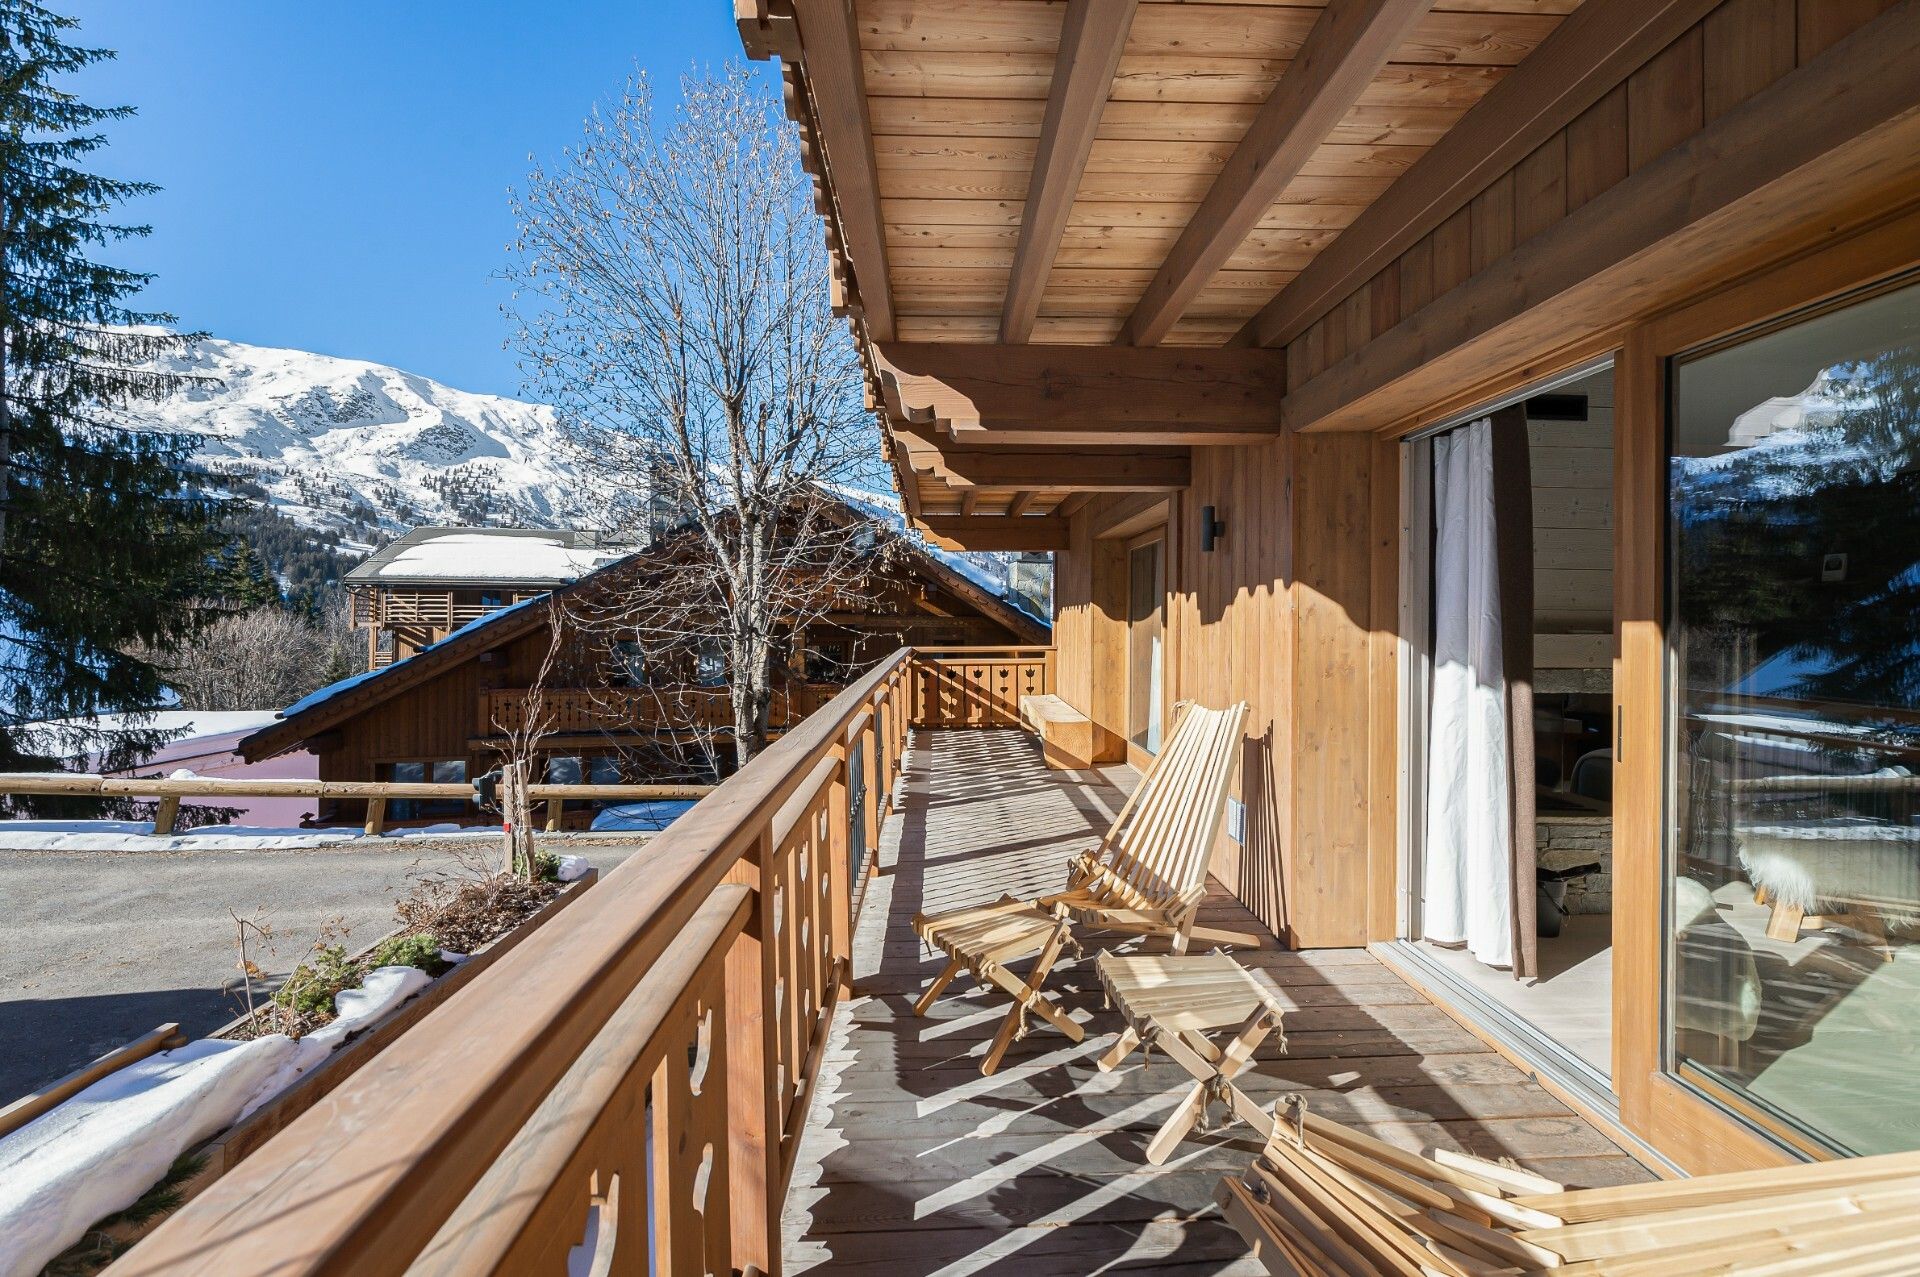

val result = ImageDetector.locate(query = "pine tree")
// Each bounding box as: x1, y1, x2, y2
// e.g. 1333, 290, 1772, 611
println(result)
0, 2, 223, 773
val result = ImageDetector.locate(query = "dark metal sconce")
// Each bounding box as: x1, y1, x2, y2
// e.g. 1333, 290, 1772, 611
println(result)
1200, 504, 1226, 552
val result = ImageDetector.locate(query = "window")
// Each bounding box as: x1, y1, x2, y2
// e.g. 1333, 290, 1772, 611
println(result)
480, 591, 504, 609
547, 755, 584, 785
613, 639, 650, 687
1667, 276, 1920, 1155
695, 643, 726, 687
587, 755, 623, 785
807, 641, 852, 682
384, 759, 469, 821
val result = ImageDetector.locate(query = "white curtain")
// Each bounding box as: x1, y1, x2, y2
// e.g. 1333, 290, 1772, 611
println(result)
1424, 420, 1514, 968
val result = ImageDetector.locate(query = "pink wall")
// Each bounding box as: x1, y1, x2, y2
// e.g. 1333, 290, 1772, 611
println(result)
116, 732, 320, 827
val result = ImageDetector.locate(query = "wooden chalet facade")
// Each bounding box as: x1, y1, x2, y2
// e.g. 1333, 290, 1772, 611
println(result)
242, 516, 1045, 823
739, 0, 1920, 1176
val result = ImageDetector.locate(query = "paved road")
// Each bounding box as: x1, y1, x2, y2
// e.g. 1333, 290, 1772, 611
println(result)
0, 839, 644, 1103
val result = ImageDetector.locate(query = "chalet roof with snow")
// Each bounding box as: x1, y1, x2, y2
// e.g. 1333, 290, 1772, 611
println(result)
239, 501, 1049, 763
345, 527, 635, 589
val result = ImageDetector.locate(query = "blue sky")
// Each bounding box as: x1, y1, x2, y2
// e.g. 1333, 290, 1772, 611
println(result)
68, 1, 749, 399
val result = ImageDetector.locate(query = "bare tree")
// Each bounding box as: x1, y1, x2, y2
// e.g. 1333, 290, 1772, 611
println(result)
161, 604, 361, 711
504, 65, 883, 768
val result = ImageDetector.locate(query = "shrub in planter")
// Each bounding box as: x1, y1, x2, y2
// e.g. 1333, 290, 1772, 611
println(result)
368, 931, 451, 977
273, 944, 355, 1023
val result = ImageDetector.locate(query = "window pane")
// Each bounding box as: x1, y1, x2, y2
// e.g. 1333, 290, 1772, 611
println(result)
391, 761, 426, 784
430, 760, 467, 784
1668, 278, 1920, 1155
588, 755, 622, 785
548, 756, 583, 785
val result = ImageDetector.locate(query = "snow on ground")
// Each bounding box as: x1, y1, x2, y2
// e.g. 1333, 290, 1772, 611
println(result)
0, 820, 496, 852
0, 964, 433, 1275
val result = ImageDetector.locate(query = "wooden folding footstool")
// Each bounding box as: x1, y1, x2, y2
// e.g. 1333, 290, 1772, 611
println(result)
910, 897, 1087, 1075
1095, 951, 1287, 1165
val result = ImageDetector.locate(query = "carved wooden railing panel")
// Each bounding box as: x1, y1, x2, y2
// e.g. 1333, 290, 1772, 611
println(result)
113, 651, 915, 1277
910, 645, 1055, 728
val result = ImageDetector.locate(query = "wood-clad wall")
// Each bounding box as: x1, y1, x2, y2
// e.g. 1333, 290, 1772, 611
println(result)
1054, 434, 1387, 949
1284, 0, 1899, 393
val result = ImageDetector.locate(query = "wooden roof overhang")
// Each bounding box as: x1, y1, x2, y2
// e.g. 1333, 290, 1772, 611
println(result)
737, 0, 1920, 549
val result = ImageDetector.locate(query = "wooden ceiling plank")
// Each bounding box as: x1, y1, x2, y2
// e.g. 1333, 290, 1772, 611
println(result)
1238, 0, 1725, 349
1003, 0, 1142, 343
1118, 0, 1432, 347
792, 0, 897, 339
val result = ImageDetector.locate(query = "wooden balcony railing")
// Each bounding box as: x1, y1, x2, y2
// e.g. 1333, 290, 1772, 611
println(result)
112, 646, 1047, 1275
909, 644, 1055, 727
480, 682, 846, 736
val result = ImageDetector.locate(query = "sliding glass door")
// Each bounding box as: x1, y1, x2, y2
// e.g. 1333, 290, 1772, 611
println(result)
1667, 275, 1920, 1155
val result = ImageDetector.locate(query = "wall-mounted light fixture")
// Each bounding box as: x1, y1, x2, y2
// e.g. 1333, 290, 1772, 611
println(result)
1200, 504, 1226, 553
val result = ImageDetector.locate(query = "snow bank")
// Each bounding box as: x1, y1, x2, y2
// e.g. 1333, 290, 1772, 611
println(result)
0, 1037, 306, 1276
0, 966, 436, 1273
0, 820, 501, 852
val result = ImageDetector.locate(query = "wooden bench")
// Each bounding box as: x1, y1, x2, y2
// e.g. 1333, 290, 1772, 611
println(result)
1019, 693, 1122, 770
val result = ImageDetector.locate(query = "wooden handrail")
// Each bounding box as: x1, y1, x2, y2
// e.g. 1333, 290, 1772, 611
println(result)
112, 648, 917, 1277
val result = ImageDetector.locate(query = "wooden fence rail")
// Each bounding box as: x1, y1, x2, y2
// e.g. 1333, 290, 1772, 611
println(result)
110, 647, 924, 1277
0, 774, 715, 836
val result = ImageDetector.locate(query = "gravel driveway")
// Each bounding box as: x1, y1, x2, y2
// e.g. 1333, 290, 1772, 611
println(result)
0, 836, 645, 1103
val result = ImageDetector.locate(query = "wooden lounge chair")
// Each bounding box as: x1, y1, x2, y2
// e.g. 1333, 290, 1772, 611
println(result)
911, 700, 1258, 1074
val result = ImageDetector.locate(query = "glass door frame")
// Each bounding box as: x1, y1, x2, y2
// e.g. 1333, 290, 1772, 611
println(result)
1616, 207, 1920, 1173
1124, 527, 1167, 768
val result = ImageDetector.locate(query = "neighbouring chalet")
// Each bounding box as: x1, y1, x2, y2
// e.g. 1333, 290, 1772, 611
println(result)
240, 505, 1046, 824
347, 527, 636, 668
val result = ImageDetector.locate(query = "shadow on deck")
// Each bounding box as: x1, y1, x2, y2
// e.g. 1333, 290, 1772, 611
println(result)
785, 729, 1652, 1274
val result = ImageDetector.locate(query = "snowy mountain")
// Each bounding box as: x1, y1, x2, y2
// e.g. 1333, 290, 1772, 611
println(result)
145, 335, 602, 551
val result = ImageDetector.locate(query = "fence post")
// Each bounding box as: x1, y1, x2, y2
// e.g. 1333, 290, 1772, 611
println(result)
723, 829, 782, 1274
861, 716, 881, 871
543, 797, 564, 833
152, 795, 180, 837
363, 797, 386, 837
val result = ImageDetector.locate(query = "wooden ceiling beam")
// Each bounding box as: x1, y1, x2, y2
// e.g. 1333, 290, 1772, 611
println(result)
912, 447, 1191, 492
915, 516, 1069, 554
1008, 491, 1040, 518
1118, 0, 1431, 348
1000, 0, 1140, 344
791, 0, 896, 339
1237, 0, 1722, 350
874, 342, 1285, 434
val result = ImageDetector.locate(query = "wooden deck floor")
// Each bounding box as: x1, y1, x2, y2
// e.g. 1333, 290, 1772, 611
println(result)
784, 729, 1653, 1274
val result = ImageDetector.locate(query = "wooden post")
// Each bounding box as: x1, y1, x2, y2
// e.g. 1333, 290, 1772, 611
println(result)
723, 832, 782, 1274
500, 760, 533, 876
827, 746, 853, 991
861, 719, 881, 873
543, 797, 564, 834
153, 795, 180, 837
363, 797, 386, 838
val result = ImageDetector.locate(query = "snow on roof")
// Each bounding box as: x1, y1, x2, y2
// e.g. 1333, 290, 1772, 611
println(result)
276, 594, 548, 721
20, 710, 286, 762
821, 483, 1047, 624
348, 527, 630, 586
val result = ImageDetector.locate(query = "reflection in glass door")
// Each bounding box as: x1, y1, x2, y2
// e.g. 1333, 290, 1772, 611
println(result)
1667, 275, 1920, 1156
1127, 534, 1165, 755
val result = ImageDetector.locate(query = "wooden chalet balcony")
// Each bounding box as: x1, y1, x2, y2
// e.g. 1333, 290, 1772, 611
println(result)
480, 682, 847, 736
116, 647, 1647, 1276
350, 585, 542, 631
